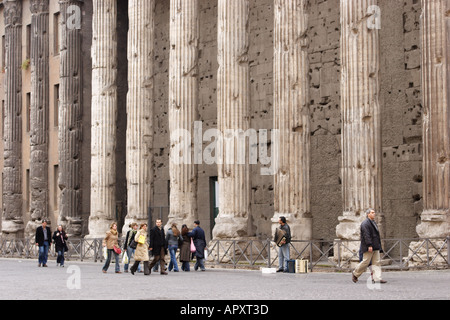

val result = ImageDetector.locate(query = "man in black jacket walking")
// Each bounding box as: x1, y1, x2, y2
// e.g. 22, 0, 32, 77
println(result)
352, 209, 387, 284
149, 219, 168, 275
35, 220, 52, 267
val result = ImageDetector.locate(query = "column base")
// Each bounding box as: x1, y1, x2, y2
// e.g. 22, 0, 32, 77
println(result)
59, 217, 83, 238
25, 220, 49, 238
336, 212, 367, 241
122, 217, 149, 234
416, 209, 450, 239
333, 212, 366, 267
212, 215, 249, 239
87, 217, 115, 239
1, 220, 24, 238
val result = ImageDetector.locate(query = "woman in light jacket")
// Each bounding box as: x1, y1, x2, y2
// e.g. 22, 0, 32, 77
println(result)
102, 222, 121, 274
130, 224, 150, 275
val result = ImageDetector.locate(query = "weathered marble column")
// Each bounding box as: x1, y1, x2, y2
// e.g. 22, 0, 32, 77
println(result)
416, 0, 450, 238
26, 0, 50, 235
213, 0, 251, 239
336, 0, 383, 243
123, 0, 155, 232
167, 0, 199, 228
58, 0, 83, 237
89, 0, 118, 238
2, 0, 23, 237
271, 0, 312, 241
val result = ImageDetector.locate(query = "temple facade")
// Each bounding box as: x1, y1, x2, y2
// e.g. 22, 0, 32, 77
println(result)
0, 0, 448, 244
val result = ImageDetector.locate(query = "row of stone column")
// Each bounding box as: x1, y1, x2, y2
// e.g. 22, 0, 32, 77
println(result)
2, 0, 448, 240
1, 0, 83, 237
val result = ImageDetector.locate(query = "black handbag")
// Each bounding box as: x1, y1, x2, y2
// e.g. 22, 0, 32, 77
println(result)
129, 238, 137, 250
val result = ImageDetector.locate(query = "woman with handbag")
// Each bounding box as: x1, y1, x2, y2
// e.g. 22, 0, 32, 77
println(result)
179, 224, 192, 272
130, 224, 150, 275
52, 225, 68, 267
123, 223, 140, 273
102, 222, 122, 274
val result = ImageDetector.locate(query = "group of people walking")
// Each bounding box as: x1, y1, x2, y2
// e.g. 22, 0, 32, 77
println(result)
101, 219, 207, 275
35, 220, 69, 267
35, 209, 386, 284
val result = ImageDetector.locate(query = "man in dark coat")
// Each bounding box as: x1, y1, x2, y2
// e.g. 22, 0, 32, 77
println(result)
35, 220, 52, 267
187, 220, 207, 271
352, 209, 387, 284
148, 219, 168, 275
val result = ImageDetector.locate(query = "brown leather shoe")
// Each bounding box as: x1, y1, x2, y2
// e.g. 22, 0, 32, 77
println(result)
160, 272, 168, 275
352, 272, 358, 283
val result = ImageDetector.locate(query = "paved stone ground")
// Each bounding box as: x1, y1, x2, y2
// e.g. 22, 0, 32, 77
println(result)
0, 258, 449, 301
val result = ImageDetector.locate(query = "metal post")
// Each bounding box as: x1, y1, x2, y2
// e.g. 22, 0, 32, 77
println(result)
447, 236, 450, 267
337, 240, 341, 269
233, 240, 236, 268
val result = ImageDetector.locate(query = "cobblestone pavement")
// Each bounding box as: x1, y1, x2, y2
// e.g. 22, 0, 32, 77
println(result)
1, 258, 449, 301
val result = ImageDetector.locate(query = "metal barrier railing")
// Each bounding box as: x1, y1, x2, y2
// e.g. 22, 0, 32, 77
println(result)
206, 237, 450, 271
1, 236, 448, 271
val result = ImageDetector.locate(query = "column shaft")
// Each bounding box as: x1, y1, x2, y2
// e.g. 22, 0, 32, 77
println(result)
28, 0, 50, 233
168, 0, 199, 228
124, 0, 155, 230
336, 0, 383, 241
2, 0, 23, 236
58, 0, 83, 237
272, 0, 311, 240
417, 0, 450, 238
89, 0, 118, 237
213, 0, 251, 239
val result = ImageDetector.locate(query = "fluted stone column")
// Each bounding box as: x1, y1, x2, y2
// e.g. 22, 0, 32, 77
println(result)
336, 0, 383, 244
2, 0, 23, 237
89, 0, 118, 238
58, 0, 83, 237
26, 0, 50, 235
416, 0, 450, 238
123, 0, 155, 232
167, 0, 199, 229
271, 0, 312, 242
213, 0, 251, 239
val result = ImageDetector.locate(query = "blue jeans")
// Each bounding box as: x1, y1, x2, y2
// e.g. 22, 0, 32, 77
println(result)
38, 241, 50, 265
278, 244, 290, 271
181, 261, 190, 271
57, 250, 65, 266
102, 249, 120, 272
194, 257, 205, 271
168, 245, 179, 271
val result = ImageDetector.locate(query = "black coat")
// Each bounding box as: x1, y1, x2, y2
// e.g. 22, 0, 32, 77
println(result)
52, 230, 68, 252
35, 226, 52, 246
360, 218, 382, 253
187, 226, 206, 259
149, 226, 167, 256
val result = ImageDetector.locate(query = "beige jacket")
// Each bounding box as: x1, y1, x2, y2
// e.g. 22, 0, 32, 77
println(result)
103, 229, 119, 250
134, 229, 149, 262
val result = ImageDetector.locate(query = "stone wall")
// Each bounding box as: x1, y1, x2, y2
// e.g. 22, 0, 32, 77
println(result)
379, 0, 423, 239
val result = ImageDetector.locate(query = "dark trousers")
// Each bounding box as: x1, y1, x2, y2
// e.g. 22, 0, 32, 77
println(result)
149, 248, 166, 273
131, 261, 150, 275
